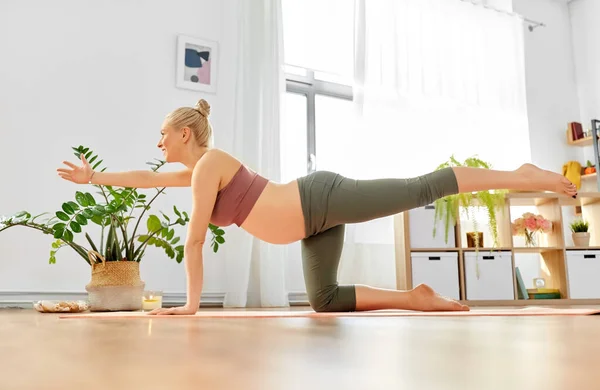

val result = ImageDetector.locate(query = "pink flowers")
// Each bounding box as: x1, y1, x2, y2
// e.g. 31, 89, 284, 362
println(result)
512, 212, 553, 246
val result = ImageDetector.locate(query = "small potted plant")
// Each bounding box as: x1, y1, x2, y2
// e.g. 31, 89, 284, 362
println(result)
570, 219, 590, 247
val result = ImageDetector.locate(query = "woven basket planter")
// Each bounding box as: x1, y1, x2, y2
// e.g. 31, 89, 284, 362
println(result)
85, 250, 145, 312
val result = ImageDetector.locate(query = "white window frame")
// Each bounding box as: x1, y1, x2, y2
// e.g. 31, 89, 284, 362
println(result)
285, 69, 353, 174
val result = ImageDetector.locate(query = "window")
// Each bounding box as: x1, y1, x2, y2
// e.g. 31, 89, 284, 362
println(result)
281, 0, 355, 178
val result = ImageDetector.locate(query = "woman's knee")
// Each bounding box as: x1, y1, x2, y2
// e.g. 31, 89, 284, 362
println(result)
307, 284, 356, 313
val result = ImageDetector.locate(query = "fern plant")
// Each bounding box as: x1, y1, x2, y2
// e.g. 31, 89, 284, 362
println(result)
432, 155, 507, 248
0, 145, 226, 265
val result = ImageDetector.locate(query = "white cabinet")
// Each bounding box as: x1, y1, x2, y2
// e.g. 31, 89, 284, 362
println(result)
411, 252, 460, 300
464, 251, 514, 300
409, 205, 456, 248
566, 250, 600, 299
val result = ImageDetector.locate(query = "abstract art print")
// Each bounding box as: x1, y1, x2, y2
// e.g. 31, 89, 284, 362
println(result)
176, 35, 218, 93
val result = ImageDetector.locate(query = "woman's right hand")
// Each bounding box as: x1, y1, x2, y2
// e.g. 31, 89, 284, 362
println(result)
57, 154, 94, 184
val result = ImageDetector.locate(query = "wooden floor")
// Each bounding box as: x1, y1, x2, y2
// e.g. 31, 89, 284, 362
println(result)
3, 307, 600, 390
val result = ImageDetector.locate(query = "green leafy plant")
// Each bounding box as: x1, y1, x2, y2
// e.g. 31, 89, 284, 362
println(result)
0, 145, 226, 265
432, 155, 507, 248
570, 219, 589, 233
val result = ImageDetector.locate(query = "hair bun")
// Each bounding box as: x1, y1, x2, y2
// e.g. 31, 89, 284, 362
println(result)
195, 99, 211, 117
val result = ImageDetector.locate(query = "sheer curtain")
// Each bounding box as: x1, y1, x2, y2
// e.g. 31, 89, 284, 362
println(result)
338, 0, 531, 288
223, 0, 289, 308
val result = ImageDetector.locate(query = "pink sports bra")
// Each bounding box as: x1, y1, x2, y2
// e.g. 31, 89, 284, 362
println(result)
211, 164, 269, 227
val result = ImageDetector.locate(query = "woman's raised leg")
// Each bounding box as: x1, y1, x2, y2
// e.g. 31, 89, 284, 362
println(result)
453, 163, 577, 196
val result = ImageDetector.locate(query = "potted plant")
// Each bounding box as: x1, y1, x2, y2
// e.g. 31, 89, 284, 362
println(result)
570, 219, 590, 247
0, 145, 226, 311
432, 155, 507, 249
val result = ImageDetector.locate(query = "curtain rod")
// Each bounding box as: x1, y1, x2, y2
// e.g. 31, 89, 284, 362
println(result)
459, 0, 546, 31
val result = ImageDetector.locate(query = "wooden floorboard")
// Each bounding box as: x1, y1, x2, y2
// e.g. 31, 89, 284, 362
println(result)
2, 306, 600, 390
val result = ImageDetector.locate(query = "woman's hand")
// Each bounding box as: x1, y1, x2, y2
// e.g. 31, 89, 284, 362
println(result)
147, 305, 198, 316
57, 154, 93, 184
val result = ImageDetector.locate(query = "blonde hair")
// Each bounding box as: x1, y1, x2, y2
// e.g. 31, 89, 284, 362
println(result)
165, 99, 213, 147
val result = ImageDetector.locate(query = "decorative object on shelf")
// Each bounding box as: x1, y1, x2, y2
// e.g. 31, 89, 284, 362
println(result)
176, 34, 219, 93
584, 160, 597, 176
533, 277, 546, 289
511, 212, 553, 247
432, 155, 506, 249
570, 219, 590, 247
562, 160, 582, 190
568, 121, 584, 141
466, 232, 483, 248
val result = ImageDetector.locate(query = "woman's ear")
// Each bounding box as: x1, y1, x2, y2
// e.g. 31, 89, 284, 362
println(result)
181, 127, 191, 143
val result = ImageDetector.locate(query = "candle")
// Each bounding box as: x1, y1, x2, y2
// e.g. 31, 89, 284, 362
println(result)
142, 291, 163, 311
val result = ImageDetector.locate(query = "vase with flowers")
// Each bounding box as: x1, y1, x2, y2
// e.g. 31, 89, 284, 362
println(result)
511, 212, 553, 247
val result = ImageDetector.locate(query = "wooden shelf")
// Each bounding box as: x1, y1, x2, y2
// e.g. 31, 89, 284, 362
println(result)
409, 248, 459, 252
566, 128, 598, 146
582, 173, 597, 180
512, 247, 563, 253
398, 190, 600, 307
461, 247, 511, 252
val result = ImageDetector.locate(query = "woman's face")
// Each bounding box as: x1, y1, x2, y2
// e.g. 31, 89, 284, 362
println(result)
157, 121, 185, 163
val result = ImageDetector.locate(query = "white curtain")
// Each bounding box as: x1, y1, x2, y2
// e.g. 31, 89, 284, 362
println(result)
223, 0, 289, 308
337, 0, 531, 288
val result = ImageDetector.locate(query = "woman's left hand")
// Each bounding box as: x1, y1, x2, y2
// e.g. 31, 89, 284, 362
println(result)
147, 305, 197, 316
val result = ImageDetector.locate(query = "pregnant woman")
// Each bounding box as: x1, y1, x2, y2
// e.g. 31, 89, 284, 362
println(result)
57, 99, 577, 315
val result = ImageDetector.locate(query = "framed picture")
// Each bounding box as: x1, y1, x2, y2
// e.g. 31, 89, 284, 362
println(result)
176, 34, 218, 93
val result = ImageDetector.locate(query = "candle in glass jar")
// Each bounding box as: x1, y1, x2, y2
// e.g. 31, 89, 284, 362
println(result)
142, 291, 163, 311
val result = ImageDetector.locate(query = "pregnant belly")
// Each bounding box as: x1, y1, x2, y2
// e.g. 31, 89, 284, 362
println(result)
240, 181, 306, 244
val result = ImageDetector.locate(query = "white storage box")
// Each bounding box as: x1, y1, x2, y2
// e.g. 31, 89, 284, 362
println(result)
409, 205, 456, 248
464, 251, 514, 300
411, 252, 460, 300
566, 250, 600, 299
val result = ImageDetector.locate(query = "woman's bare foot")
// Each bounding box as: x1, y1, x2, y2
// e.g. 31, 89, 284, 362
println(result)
516, 163, 577, 197
409, 284, 470, 312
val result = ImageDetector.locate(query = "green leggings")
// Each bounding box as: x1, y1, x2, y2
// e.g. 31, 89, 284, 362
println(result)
296, 167, 459, 312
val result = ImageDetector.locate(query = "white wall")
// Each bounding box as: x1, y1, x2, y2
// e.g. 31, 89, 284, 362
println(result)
513, 0, 582, 173
569, 0, 600, 167
0, 0, 240, 299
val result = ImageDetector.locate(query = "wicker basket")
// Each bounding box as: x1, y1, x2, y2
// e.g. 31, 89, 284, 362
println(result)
85, 250, 145, 312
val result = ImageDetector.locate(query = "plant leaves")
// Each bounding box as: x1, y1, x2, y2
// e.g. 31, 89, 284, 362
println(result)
81, 209, 94, 219
173, 206, 181, 217
171, 237, 180, 245
53, 228, 64, 239
167, 229, 175, 240
215, 236, 225, 244
75, 214, 88, 225
63, 229, 74, 242
62, 203, 75, 215
67, 201, 80, 211
56, 211, 70, 221
52, 223, 66, 232
75, 191, 89, 207
147, 215, 162, 233
85, 193, 96, 206
70, 221, 82, 233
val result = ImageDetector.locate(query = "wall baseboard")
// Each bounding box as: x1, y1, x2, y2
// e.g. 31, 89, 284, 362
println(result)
0, 291, 309, 308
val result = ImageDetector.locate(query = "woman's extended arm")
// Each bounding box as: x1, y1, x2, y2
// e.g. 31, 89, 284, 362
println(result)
90, 170, 192, 188
147, 154, 221, 315
57, 154, 192, 188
